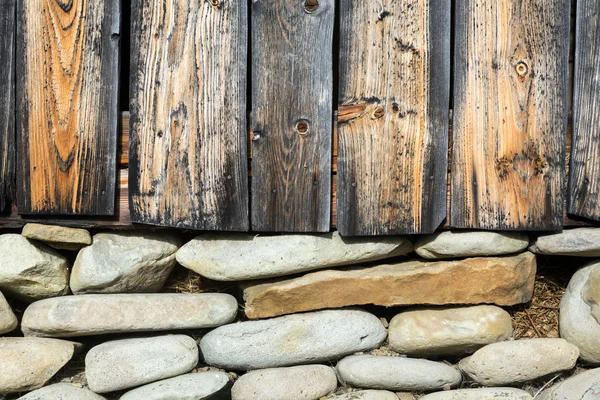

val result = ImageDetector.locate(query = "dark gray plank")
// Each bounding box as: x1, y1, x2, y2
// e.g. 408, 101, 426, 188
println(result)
0, 0, 15, 213
16, 0, 120, 215
129, 0, 249, 231
251, 0, 334, 232
337, 0, 451, 235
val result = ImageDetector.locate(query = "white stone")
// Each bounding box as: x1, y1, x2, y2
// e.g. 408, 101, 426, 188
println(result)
120, 371, 231, 400
560, 262, 600, 364
529, 228, 600, 256
200, 309, 387, 370
85, 335, 198, 393
17, 383, 106, 399
327, 390, 401, 400
70, 232, 181, 294
231, 365, 337, 400
176, 232, 413, 281
0, 234, 69, 301
336, 355, 461, 392
459, 338, 579, 385
388, 305, 513, 356
537, 367, 600, 399
0, 338, 79, 394
22, 293, 238, 337
415, 231, 529, 259
21, 223, 92, 251
0, 290, 17, 334
584, 267, 600, 323
420, 388, 533, 400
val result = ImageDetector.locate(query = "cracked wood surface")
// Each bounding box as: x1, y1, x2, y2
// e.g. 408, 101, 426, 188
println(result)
452, 0, 571, 230
16, 0, 120, 215
337, 0, 451, 235
129, 0, 249, 230
0, 0, 15, 213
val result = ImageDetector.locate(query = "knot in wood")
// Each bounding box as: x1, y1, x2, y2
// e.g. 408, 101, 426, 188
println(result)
304, 0, 319, 13
373, 106, 385, 119
210, 0, 220, 7
516, 61, 529, 77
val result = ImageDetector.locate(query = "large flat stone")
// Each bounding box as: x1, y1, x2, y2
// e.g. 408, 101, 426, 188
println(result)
420, 388, 533, 400
176, 232, 413, 281
231, 365, 337, 400
70, 232, 181, 294
200, 309, 387, 370
21, 224, 92, 251
560, 262, 600, 364
85, 335, 198, 393
120, 371, 231, 400
243, 253, 536, 319
529, 228, 600, 256
537, 367, 600, 400
458, 338, 579, 386
415, 231, 529, 259
22, 293, 238, 337
17, 383, 106, 399
0, 290, 17, 334
0, 234, 69, 301
336, 355, 461, 392
0, 338, 80, 394
388, 305, 513, 356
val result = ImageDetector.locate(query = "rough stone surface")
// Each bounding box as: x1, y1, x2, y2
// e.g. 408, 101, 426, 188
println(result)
0, 234, 69, 301
0, 290, 17, 334
459, 338, 579, 385
17, 383, 106, 399
336, 355, 462, 392
326, 391, 400, 400
231, 365, 337, 400
529, 228, 600, 256
584, 267, 600, 323
120, 371, 231, 400
388, 305, 513, 356
21, 224, 92, 250
415, 231, 529, 259
85, 335, 198, 393
243, 253, 536, 318
0, 338, 79, 394
176, 232, 413, 281
200, 309, 387, 370
22, 293, 238, 337
560, 262, 600, 364
70, 232, 181, 294
420, 388, 533, 400
537, 367, 600, 400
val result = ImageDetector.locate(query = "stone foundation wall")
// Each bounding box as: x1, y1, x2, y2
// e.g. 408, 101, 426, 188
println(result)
1, 225, 600, 399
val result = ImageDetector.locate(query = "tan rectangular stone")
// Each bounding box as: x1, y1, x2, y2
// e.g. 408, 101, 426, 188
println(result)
243, 252, 536, 319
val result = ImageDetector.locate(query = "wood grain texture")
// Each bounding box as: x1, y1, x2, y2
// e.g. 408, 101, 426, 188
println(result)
251, 0, 334, 232
129, 0, 249, 231
16, 0, 120, 215
452, 0, 570, 230
568, 0, 600, 221
0, 0, 15, 213
337, 0, 450, 235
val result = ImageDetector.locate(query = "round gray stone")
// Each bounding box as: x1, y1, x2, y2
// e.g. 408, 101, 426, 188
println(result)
336, 355, 462, 392
537, 367, 600, 400
85, 335, 198, 393
0, 234, 69, 301
560, 262, 600, 364
200, 309, 387, 370
327, 390, 400, 400
70, 232, 181, 294
176, 232, 413, 281
420, 388, 533, 399
231, 365, 337, 400
22, 293, 238, 337
415, 231, 529, 259
0, 290, 17, 334
17, 383, 106, 399
120, 371, 231, 400
458, 338, 579, 385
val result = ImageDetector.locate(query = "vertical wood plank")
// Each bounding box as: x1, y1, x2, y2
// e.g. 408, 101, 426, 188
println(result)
337, 0, 451, 236
130, 0, 249, 231
16, 0, 120, 215
0, 0, 15, 213
569, 0, 600, 221
251, 0, 334, 232
452, 0, 570, 230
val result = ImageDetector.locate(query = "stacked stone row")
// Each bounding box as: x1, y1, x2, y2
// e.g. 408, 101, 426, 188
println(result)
0, 224, 600, 398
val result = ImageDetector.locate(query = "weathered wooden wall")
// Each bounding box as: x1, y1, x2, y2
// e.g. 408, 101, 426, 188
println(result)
0, 0, 15, 213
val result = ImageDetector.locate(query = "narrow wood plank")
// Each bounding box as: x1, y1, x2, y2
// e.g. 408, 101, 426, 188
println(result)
0, 0, 15, 213
451, 0, 570, 230
16, 0, 120, 215
337, 0, 451, 235
568, 0, 600, 221
251, 0, 334, 232
130, 0, 249, 231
